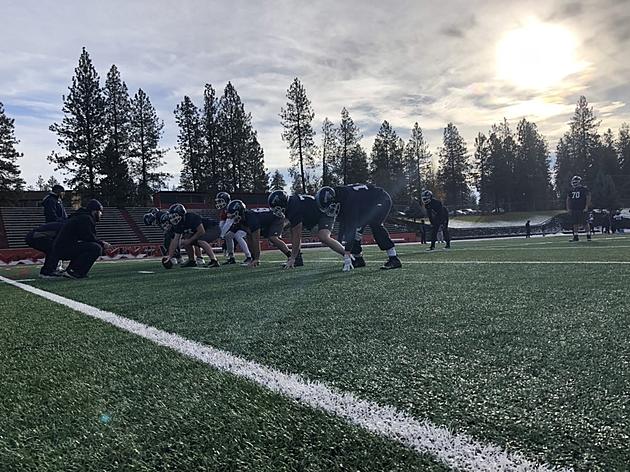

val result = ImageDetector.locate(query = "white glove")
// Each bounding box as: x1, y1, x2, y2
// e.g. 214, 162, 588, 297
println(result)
342, 255, 354, 272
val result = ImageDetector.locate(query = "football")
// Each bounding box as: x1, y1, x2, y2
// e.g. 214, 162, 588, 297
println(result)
161, 257, 174, 270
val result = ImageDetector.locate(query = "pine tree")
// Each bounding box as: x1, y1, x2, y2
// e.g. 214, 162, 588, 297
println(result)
175, 96, 204, 192
269, 170, 287, 190
217, 83, 249, 192
129, 89, 168, 205
370, 121, 405, 199
0, 102, 25, 202
46, 175, 60, 190
35, 175, 46, 191
555, 96, 601, 192
591, 169, 619, 209
336, 108, 362, 185
347, 144, 369, 184
485, 121, 515, 211
201, 84, 221, 191
280, 78, 316, 194
437, 123, 470, 208
245, 131, 269, 193
320, 117, 339, 187
616, 123, 630, 200
100, 64, 134, 206
472, 132, 492, 211
404, 123, 431, 202
514, 119, 552, 211
49, 48, 107, 197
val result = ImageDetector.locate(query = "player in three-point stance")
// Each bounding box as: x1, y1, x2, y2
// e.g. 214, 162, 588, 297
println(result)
315, 183, 402, 271
268, 190, 347, 268
225, 200, 291, 267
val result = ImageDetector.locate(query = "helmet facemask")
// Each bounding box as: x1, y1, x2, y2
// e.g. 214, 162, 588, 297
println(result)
324, 202, 340, 218
215, 198, 227, 209
271, 206, 286, 218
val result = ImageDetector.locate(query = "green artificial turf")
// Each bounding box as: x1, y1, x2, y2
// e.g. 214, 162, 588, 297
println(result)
3, 234, 629, 470
0, 287, 447, 471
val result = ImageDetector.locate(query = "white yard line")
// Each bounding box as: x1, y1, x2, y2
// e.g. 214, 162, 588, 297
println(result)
266, 258, 630, 265
0, 275, 566, 472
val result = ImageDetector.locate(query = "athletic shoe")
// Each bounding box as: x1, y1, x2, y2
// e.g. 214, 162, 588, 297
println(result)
444, 244, 451, 249
39, 271, 64, 279
222, 257, 236, 265
206, 259, 220, 268
295, 253, 304, 267
176, 257, 184, 264
63, 269, 87, 279
181, 260, 197, 268
352, 255, 366, 268
381, 256, 402, 270
196, 257, 205, 266
570, 236, 579, 242
241, 257, 253, 266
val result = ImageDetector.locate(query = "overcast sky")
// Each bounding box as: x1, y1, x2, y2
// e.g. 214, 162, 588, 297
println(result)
1, 0, 629, 187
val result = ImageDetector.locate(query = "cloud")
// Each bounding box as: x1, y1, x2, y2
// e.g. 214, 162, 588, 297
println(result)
1, 0, 629, 186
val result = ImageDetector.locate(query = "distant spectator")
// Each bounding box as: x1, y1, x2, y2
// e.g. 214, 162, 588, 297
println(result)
42, 184, 67, 223
602, 210, 610, 234
419, 219, 427, 244
587, 212, 595, 234
525, 220, 531, 238
613, 210, 623, 233
609, 210, 616, 234
541, 224, 546, 237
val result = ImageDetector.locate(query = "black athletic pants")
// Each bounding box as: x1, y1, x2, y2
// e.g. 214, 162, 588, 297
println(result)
430, 219, 450, 248
345, 192, 395, 255
50, 242, 103, 277
25, 231, 58, 275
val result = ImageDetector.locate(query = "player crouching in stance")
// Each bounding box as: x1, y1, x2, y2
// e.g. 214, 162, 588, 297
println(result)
567, 175, 592, 242
215, 191, 252, 265
25, 221, 65, 278
225, 200, 291, 267
421, 190, 451, 251
315, 184, 402, 271
268, 190, 346, 268
161, 204, 221, 269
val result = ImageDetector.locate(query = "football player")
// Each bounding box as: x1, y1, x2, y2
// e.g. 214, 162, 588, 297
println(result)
162, 204, 221, 268
315, 184, 402, 271
268, 190, 346, 268
143, 208, 186, 264
25, 221, 65, 278
566, 175, 592, 242
225, 200, 291, 267
215, 191, 252, 265
421, 190, 451, 251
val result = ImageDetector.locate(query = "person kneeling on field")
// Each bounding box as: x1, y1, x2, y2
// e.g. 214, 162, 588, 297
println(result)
225, 200, 291, 267
268, 190, 346, 268
162, 204, 221, 269
25, 221, 65, 278
421, 190, 451, 251
48, 199, 112, 279
315, 183, 402, 271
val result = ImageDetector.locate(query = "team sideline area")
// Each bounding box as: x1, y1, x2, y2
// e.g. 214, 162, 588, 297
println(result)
1, 235, 629, 471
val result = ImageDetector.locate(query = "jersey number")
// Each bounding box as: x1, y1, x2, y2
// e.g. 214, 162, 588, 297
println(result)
352, 184, 368, 191
571, 191, 581, 199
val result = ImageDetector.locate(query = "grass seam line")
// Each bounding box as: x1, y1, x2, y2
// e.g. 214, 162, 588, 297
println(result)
0, 275, 569, 472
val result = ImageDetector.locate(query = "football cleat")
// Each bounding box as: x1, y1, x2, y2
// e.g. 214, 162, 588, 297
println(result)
222, 257, 236, 265
206, 259, 220, 268
352, 255, 366, 268
241, 257, 253, 266
181, 260, 197, 268
381, 256, 402, 270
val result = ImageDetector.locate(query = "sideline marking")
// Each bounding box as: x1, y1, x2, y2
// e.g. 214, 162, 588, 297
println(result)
1, 275, 564, 472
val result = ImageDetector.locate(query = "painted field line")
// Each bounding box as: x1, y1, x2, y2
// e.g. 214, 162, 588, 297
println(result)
266, 258, 630, 265
0, 275, 565, 472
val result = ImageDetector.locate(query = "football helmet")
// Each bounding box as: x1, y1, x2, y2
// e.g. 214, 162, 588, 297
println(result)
571, 175, 582, 188
158, 212, 172, 231
143, 208, 160, 226
215, 191, 231, 209
226, 200, 246, 222
315, 186, 340, 217
168, 203, 186, 226
268, 190, 289, 218
421, 190, 433, 205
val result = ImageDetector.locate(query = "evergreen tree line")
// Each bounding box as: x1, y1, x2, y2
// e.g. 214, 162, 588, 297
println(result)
48, 48, 168, 206
0, 101, 25, 203
280, 79, 630, 210
174, 82, 268, 194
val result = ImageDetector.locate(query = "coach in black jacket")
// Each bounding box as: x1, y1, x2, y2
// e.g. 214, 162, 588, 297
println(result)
42, 184, 67, 223
50, 199, 111, 279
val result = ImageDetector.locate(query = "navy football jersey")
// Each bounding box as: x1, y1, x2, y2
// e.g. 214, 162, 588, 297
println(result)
286, 195, 323, 229
425, 199, 448, 223
242, 208, 279, 232
567, 185, 589, 210
172, 212, 202, 235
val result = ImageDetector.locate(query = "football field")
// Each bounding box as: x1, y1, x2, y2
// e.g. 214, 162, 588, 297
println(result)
1, 235, 629, 471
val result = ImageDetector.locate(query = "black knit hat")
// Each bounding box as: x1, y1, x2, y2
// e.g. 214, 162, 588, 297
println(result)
86, 199, 103, 212
52, 184, 65, 193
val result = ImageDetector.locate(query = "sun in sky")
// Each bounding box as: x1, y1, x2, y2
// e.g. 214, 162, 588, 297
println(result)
496, 20, 584, 90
